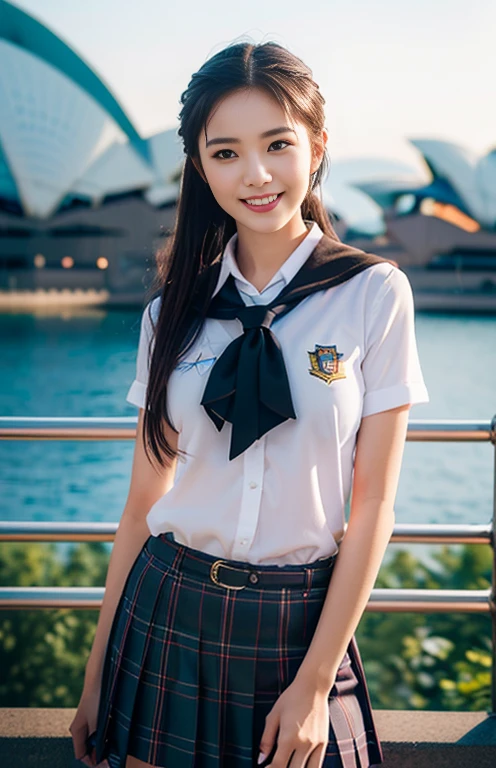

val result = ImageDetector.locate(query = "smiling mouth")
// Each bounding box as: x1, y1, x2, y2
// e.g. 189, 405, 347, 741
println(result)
241, 192, 284, 205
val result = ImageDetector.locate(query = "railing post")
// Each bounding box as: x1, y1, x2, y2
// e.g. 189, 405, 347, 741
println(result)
490, 414, 496, 714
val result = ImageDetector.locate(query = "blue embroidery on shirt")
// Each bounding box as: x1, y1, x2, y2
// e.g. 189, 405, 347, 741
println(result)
177, 353, 217, 374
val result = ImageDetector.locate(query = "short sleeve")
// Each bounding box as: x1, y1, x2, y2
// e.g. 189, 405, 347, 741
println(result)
361, 267, 429, 417
125, 298, 159, 409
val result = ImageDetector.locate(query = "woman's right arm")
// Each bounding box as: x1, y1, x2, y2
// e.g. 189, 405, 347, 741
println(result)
85, 407, 178, 689
70, 407, 177, 763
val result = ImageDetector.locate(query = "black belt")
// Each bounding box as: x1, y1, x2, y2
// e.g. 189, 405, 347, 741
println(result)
145, 532, 338, 590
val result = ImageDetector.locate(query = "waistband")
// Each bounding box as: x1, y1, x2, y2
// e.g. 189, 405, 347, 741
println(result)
145, 531, 339, 591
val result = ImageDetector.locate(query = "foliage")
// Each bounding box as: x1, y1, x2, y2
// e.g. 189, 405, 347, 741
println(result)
0, 541, 108, 707
356, 544, 493, 711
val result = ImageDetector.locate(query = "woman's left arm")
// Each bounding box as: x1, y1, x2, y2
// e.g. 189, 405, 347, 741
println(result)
258, 402, 411, 767
295, 401, 411, 690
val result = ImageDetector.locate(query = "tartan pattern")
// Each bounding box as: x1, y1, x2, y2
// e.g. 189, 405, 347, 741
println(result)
94, 533, 384, 768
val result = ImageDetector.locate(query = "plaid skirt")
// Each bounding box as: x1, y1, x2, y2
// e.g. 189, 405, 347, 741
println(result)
94, 531, 384, 768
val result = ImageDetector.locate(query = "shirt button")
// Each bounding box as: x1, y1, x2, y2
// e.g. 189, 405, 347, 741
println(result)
240, 539, 248, 545
249, 572, 259, 584
249, 481, 258, 489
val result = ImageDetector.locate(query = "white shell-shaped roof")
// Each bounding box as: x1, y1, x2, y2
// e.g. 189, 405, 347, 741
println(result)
0, 38, 121, 218
409, 138, 496, 227
72, 140, 154, 202
71, 128, 185, 207
147, 128, 185, 184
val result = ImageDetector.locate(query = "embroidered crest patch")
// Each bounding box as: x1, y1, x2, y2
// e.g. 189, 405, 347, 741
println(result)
307, 344, 346, 385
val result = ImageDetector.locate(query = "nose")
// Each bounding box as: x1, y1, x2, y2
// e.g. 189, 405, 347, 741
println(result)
242, 152, 273, 188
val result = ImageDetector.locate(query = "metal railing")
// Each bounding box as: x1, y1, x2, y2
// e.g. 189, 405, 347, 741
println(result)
1, 415, 495, 710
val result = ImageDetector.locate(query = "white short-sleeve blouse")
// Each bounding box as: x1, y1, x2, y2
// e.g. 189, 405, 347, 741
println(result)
126, 221, 429, 565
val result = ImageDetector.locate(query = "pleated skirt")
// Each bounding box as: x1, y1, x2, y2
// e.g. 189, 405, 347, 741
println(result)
94, 531, 384, 768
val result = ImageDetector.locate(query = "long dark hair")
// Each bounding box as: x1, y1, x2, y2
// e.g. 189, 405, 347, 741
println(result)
142, 40, 338, 469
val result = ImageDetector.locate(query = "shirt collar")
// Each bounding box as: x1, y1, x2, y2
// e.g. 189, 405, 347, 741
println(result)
212, 219, 325, 300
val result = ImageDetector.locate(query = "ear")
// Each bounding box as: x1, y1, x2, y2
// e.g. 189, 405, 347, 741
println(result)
310, 127, 328, 175
191, 155, 208, 184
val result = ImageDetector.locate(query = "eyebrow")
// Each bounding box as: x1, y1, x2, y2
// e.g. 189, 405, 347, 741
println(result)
205, 126, 297, 148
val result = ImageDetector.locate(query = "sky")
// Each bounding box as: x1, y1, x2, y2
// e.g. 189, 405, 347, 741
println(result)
9, 0, 496, 222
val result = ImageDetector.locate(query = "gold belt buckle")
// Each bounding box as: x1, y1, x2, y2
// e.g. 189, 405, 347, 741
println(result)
210, 560, 247, 590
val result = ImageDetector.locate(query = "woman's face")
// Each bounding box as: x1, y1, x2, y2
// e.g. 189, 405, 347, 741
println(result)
196, 87, 326, 233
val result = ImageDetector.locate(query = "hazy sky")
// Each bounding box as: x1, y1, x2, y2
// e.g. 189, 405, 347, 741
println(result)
12, 0, 496, 176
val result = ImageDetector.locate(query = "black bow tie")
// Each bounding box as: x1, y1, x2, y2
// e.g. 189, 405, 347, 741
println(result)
200, 231, 390, 460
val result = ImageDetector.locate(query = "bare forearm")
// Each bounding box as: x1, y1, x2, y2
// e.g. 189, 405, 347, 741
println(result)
83, 508, 151, 691
294, 499, 394, 694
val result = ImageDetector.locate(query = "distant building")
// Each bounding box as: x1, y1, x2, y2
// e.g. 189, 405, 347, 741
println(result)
1, 0, 495, 310
0, 0, 184, 302
348, 138, 496, 268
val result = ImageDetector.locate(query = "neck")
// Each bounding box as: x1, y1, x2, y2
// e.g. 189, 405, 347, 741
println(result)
234, 213, 311, 293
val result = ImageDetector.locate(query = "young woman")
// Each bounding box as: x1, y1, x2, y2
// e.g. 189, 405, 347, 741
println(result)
70, 41, 429, 768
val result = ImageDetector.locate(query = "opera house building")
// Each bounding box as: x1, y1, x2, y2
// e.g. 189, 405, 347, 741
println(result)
346, 139, 496, 309
1, 0, 495, 310
0, 0, 182, 305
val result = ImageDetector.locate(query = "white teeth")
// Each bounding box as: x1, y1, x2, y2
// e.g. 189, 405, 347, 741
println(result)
244, 193, 279, 206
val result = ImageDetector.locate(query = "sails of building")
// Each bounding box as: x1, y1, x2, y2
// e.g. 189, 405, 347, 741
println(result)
0, 0, 495, 308
0, 0, 184, 302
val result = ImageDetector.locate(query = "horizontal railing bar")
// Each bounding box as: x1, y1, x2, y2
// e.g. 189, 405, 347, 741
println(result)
0, 417, 495, 442
0, 416, 137, 442
0, 521, 492, 544
391, 523, 493, 544
0, 587, 490, 612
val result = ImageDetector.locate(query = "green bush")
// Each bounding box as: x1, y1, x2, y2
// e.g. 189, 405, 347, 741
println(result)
356, 544, 492, 711
0, 541, 108, 707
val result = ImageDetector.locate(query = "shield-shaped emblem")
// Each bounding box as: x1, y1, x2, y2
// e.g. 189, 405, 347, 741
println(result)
307, 344, 346, 385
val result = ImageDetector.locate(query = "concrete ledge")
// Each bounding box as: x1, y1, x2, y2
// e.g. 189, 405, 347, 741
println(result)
1, 708, 496, 767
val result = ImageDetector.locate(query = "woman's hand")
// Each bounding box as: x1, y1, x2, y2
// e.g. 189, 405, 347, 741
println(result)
69, 686, 108, 767
257, 677, 333, 768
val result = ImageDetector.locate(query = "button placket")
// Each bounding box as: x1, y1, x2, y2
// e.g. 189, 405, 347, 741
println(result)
231, 440, 265, 559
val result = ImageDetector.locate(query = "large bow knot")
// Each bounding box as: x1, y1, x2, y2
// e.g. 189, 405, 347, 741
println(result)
237, 304, 276, 330
200, 318, 295, 460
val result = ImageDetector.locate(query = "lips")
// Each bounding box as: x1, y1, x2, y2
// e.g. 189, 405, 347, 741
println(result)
241, 192, 283, 202
240, 192, 284, 213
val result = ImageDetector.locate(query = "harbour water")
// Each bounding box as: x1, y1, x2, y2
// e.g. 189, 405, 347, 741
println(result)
1, 308, 495, 567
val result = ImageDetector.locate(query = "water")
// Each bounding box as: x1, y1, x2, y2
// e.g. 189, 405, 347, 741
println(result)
1, 309, 495, 566
1, 309, 142, 524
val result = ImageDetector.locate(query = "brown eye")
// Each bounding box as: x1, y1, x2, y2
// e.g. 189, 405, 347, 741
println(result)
269, 140, 291, 151
213, 149, 236, 160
